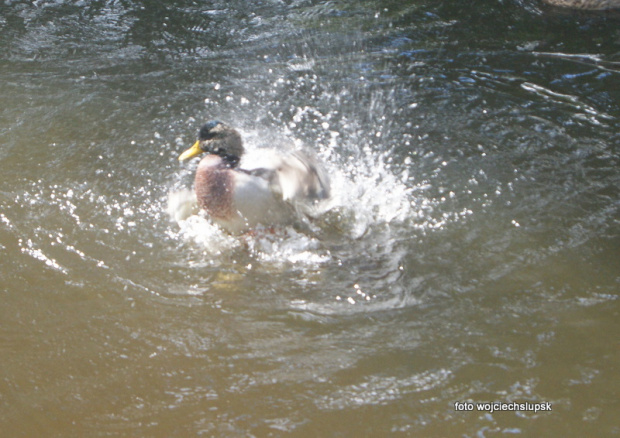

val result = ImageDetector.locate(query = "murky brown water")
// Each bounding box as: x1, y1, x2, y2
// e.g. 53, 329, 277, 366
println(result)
1, 0, 619, 436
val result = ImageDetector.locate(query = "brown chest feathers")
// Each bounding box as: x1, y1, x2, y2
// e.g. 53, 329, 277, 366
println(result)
194, 156, 235, 220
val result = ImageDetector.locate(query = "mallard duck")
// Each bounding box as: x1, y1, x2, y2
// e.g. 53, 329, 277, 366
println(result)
178, 121, 330, 234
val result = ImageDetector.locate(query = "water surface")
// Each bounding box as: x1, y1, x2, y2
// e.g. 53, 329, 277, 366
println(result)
1, 0, 619, 436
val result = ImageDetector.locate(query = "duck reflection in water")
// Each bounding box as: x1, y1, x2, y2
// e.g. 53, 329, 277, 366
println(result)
173, 121, 331, 234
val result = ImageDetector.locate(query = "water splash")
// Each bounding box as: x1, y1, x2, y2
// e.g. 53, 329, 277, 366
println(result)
167, 118, 420, 267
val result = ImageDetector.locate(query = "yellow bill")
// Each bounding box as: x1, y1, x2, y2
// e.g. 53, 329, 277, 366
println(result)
178, 140, 203, 161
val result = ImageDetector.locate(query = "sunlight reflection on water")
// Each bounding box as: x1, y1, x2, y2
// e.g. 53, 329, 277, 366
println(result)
1, 0, 619, 436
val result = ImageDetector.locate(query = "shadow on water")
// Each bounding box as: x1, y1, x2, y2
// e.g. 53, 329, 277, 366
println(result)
1, 0, 619, 436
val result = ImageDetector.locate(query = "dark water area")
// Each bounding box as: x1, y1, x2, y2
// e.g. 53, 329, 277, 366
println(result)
1, 0, 619, 436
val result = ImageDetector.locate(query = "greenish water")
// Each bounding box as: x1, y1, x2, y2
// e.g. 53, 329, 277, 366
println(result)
1, 0, 619, 436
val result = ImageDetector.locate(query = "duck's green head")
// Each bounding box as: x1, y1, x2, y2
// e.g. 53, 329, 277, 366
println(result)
179, 121, 244, 166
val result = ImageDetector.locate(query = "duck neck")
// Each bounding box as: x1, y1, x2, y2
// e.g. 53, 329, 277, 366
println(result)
220, 153, 240, 168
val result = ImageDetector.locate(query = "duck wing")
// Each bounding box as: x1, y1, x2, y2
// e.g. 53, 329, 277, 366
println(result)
241, 151, 330, 203
230, 170, 296, 230
274, 151, 331, 201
